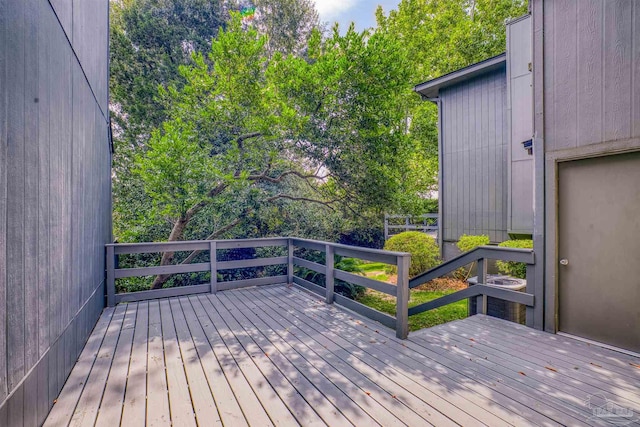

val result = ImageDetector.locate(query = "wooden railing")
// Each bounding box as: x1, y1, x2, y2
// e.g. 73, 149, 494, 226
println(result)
106, 238, 412, 339
384, 214, 438, 240
408, 246, 541, 330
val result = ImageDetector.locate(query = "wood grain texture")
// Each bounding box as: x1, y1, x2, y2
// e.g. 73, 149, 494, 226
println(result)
440, 70, 509, 243
44, 285, 640, 426
545, 0, 640, 152
0, 0, 111, 422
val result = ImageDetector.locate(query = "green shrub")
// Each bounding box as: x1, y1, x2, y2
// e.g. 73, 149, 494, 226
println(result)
456, 234, 490, 253
384, 231, 440, 277
496, 239, 533, 279
455, 234, 490, 279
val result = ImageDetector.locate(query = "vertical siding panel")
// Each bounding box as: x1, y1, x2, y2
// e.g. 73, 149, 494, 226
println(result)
6, 0, 26, 391
604, 0, 633, 141
62, 53, 73, 336
577, 0, 604, 146
462, 84, 470, 235
554, 0, 578, 149
0, 0, 9, 403
486, 75, 495, 238
37, 1, 52, 358
488, 75, 497, 239
543, 0, 556, 149
634, 1, 640, 137
23, 0, 40, 373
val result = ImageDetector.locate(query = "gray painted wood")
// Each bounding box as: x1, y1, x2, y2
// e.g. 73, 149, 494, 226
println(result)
159, 299, 197, 427
120, 302, 148, 425
115, 283, 211, 304
217, 255, 287, 270
0, 0, 111, 421
272, 287, 538, 427
168, 298, 220, 426
145, 302, 170, 426
440, 69, 509, 244
292, 256, 325, 273
44, 286, 640, 426
325, 244, 334, 304
0, 0, 8, 403
544, 0, 640, 152
334, 269, 397, 295
187, 295, 274, 426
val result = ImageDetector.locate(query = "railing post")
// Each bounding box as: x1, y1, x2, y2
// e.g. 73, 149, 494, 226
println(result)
325, 244, 334, 304
476, 258, 487, 315
396, 254, 410, 339
106, 245, 115, 307
288, 239, 294, 285
384, 214, 389, 241
525, 263, 537, 328
210, 241, 217, 293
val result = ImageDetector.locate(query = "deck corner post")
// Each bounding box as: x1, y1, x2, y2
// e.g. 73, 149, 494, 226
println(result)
288, 238, 294, 285
476, 258, 487, 315
210, 240, 218, 293
325, 244, 335, 304
525, 262, 539, 329
396, 254, 410, 339
106, 245, 115, 307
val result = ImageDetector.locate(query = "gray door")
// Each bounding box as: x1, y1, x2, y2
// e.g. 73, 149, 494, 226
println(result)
558, 152, 640, 353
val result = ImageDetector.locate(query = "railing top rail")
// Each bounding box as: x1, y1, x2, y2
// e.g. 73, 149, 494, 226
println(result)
106, 237, 289, 248
290, 237, 410, 258
409, 245, 534, 289
385, 213, 438, 219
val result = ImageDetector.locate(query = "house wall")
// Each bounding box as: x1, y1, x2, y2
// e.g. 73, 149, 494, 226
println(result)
506, 15, 534, 236
0, 0, 111, 424
440, 69, 509, 250
543, 0, 640, 152
532, 0, 640, 333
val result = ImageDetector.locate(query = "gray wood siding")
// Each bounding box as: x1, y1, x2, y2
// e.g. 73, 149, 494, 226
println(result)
441, 70, 509, 244
0, 0, 111, 425
544, 0, 640, 152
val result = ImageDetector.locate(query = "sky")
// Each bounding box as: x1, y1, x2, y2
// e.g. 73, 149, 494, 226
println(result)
314, 0, 401, 33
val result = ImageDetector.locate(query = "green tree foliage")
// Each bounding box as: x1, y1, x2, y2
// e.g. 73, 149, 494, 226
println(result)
253, 0, 320, 56
272, 25, 431, 212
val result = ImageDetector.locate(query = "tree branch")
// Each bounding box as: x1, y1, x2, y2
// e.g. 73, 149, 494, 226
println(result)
266, 194, 339, 209
247, 169, 328, 183
177, 215, 246, 266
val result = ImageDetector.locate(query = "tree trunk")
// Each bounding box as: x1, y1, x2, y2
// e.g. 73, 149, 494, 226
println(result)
150, 217, 190, 289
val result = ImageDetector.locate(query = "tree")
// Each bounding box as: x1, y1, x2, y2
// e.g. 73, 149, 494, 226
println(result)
136, 15, 333, 288
252, 0, 320, 57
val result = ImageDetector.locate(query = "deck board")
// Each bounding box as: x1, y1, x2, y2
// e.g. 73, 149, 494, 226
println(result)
45, 284, 640, 426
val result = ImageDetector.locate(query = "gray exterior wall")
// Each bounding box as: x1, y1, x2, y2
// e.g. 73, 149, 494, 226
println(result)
440, 68, 509, 247
543, 0, 640, 152
531, 0, 640, 333
506, 15, 534, 236
0, 0, 111, 424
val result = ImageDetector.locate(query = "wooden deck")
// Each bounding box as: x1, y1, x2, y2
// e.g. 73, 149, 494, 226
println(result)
44, 284, 640, 426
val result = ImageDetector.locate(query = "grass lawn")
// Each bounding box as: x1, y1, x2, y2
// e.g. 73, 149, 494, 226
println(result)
356, 260, 468, 331
356, 289, 468, 331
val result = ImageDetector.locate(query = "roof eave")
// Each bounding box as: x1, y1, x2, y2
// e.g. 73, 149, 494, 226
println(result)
414, 53, 507, 98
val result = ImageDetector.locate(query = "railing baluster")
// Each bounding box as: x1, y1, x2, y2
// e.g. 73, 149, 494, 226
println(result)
106, 245, 115, 307
396, 254, 410, 339
210, 240, 217, 293
325, 244, 334, 304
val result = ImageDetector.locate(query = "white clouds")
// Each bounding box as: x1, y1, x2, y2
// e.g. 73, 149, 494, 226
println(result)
314, 0, 360, 19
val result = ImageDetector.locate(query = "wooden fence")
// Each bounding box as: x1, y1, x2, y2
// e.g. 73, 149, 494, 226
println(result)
106, 238, 412, 338
384, 214, 438, 240
106, 239, 540, 338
